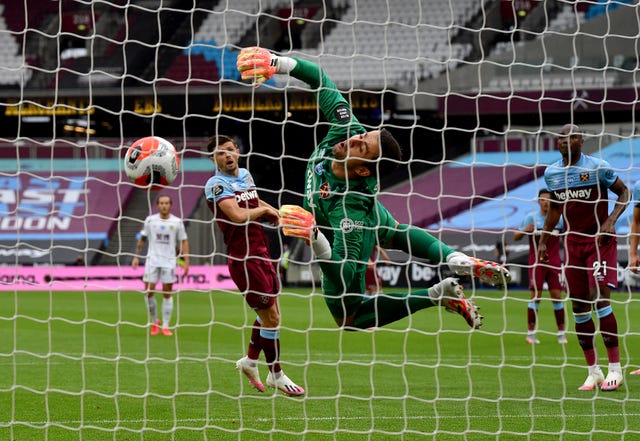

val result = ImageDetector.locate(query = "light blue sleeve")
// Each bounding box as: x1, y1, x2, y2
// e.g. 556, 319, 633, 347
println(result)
596, 157, 618, 188
204, 175, 234, 203
633, 180, 640, 208
520, 212, 534, 229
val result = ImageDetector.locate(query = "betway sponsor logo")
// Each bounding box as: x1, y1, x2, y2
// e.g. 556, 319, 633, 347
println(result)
554, 187, 592, 201
235, 189, 258, 203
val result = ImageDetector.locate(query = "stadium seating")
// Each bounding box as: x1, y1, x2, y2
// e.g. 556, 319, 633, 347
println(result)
380, 162, 545, 229
159, 52, 219, 86
427, 139, 640, 234
194, 0, 287, 45
279, 0, 477, 89
0, 4, 33, 85
160, 0, 286, 85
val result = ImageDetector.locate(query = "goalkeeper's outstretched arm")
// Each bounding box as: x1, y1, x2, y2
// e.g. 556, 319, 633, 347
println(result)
237, 47, 352, 126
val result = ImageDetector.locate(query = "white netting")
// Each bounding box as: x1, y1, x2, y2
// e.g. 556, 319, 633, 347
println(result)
2, 0, 640, 439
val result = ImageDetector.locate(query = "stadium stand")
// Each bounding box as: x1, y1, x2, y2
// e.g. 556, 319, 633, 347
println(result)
434, 138, 639, 233
160, 52, 219, 85
276, 0, 477, 89
0, 4, 33, 85
380, 161, 545, 229
159, 0, 286, 85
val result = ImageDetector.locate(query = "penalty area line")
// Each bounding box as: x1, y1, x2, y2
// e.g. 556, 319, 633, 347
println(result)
4, 412, 640, 427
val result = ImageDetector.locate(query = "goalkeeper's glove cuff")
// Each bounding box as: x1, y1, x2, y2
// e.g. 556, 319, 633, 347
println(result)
310, 229, 331, 260
274, 56, 297, 74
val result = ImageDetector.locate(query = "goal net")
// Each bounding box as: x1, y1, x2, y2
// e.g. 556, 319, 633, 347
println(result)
2, 0, 640, 439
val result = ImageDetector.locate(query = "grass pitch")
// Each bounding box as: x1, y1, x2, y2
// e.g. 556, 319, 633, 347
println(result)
2, 285, 640, 440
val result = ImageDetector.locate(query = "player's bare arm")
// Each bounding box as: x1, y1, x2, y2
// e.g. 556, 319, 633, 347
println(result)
258, 200, 281, 225
630, 206, 640, 272
131, 235, 147, 269
218, 197, 278, 225
538, 203, 561, 263
514, 223, 534, 242
598, 177, 630, 245
180, 239, 190, 276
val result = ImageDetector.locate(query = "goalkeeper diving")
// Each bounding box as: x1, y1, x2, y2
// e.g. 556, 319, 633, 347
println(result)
237, 47, 511, 330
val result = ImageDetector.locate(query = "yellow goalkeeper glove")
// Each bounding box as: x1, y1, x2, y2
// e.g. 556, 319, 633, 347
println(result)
279, 205, 315, 241
280, 205, 332, 259
236, 46, 278, 87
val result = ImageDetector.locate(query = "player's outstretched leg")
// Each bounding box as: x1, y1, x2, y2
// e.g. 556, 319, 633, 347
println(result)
446, 252, 512, 287
578, 367, 605, 391
266, 371, 305, 396
431, 277, 482, 329
236, 356, 265, 392
601, 370, 624, 391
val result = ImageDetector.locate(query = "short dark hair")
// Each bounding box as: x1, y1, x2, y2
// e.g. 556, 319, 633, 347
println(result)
371, 128, 402, 177
207, 135, 237, 155
156, 194, 172, 205
559, 124, 581, 139
538, 188, 550, 197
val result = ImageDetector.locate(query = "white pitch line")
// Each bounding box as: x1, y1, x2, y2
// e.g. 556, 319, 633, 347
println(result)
3, 412, 640, 427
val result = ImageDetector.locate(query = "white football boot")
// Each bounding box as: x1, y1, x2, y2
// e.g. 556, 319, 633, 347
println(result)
431, 277, 483, 329
446, 252, 512, 287
266, 371, 305, 396
236, 356, 265, 392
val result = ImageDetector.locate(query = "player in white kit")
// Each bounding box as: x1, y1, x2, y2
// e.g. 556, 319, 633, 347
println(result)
132, 195, 190, 336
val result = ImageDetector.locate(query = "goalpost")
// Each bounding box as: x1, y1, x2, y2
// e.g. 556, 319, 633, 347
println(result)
2, 0, 640, 439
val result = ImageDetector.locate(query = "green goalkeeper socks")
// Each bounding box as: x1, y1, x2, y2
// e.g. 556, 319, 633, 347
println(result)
392, 224, 455, 262
352, 289, 435, 329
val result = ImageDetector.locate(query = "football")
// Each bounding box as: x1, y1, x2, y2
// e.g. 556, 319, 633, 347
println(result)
124, 136, 180, 189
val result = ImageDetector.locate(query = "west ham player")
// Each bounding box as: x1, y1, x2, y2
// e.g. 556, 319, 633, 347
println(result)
514, 189, 566, 345
628, 180, 640, 376
237, 47, 513, 332
538, 124, 630, 391
204, 135, 304, 396
132, 195, 190, 337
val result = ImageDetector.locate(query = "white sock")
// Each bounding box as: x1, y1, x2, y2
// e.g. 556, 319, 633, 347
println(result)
428, 282, 444, 302
146, 296, 157, 323
609, 362, 622, 373
162, 296, 173, 328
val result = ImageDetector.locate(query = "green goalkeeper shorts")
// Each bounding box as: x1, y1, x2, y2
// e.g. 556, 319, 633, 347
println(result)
322, 201, 397, 319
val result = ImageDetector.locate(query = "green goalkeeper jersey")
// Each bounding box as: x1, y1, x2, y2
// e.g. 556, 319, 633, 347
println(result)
290, 58, 396, 298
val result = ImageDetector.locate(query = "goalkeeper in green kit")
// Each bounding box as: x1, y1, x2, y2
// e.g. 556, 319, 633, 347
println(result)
237, 47, 511, 330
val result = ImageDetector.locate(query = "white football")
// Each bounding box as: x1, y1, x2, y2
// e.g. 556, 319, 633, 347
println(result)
124, 136, 180, 189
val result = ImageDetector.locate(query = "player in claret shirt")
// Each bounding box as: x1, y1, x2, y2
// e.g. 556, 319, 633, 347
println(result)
514, 189, 566, 345
628, 180, 640, 376
204, 135, 304, 397
538, 124, 630, 392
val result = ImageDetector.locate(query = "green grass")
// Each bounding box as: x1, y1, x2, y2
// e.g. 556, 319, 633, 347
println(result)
2, 286, 640, 440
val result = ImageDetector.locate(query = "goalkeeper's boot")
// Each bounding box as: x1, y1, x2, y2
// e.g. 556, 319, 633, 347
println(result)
601, 370, 624, 391
266, 371, 305, 396
236, 356, 265, 392
150, 320, 161, 336
161, 327, 173, 337
432, 277, 483, 329
446, 252, 512, 287
630, 369, 640, 375
578, 367, 605, 391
